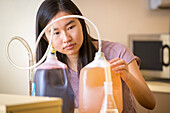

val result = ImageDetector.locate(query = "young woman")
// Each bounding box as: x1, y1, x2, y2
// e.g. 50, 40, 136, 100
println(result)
36, 0, 156, 112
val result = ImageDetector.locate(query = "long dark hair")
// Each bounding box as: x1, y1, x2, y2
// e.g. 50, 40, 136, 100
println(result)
36, 0, 97, 74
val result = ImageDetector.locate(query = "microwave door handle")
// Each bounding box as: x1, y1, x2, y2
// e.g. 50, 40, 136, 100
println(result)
161, 45, 170, 66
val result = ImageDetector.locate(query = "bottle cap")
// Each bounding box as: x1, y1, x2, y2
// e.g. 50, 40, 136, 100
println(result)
51, 45, 56, 54
94, 52, 105, 60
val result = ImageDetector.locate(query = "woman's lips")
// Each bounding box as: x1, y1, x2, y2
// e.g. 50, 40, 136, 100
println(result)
64, 43, 75, 50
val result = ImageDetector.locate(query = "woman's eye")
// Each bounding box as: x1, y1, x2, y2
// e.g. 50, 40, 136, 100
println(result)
68, 25, 75, 30
54, 32, 59, 35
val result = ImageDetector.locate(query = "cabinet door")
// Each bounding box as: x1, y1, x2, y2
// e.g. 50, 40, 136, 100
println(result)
135, 92, 170, 113
149, 92, 170, 113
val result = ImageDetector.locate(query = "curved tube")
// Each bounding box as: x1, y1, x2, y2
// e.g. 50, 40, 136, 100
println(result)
36, 15, 102, 53
6, 36, 33, 62
6, 15, 101, 69
6, 36, 34, 95
6, 26, 54, 70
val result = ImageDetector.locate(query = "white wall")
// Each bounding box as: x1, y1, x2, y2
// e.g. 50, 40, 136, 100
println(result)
0, 0, 169, 95
0, 0, 43, 95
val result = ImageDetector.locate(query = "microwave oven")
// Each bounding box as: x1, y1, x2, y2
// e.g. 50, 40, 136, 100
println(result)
128, 34, 170, 79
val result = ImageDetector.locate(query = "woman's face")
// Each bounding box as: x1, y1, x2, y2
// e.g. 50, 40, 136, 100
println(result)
45, 12, 84, 56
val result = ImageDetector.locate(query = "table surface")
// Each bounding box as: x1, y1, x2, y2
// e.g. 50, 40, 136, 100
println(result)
0, 93, 62, 113
0, 93, 62, 106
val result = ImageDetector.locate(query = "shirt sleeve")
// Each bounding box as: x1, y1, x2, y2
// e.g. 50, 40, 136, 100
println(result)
101, 40, 137, 64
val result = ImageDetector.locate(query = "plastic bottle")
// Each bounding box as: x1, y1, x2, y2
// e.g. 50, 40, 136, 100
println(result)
100, 82, 119, 113
33, 47, 74, 113
79, 52, 122, 113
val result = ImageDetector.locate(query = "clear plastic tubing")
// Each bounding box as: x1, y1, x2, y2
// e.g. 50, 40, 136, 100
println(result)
6, 15, 101, 70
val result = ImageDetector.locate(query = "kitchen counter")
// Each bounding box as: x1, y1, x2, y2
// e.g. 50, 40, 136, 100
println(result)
146, 81, 170, 93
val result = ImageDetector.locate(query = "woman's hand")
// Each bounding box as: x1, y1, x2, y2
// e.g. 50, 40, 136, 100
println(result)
109, 58, 131, 81
110, 58, 156, 110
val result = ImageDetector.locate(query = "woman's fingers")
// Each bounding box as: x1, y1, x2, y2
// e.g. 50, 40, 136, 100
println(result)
110, 58, 126, 67
113, 64, 128, 73
109, 58, 130, 81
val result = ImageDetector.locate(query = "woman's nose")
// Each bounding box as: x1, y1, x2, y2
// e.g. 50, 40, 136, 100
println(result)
62, 31, 71, 43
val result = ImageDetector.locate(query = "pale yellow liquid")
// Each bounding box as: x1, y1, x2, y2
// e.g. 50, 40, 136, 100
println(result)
79, 67, 122, 113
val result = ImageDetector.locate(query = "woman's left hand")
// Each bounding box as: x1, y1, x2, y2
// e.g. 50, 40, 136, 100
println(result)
110, 58, 156, 109
109, 58, 131, 81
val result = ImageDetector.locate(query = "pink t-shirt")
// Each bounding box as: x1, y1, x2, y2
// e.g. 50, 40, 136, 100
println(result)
68, 40, 138, 113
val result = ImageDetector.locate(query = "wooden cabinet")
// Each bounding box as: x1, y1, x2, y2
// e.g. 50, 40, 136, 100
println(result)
0, 94, 62, 113
136, 92, 170, 113
149, 92, 170, 113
